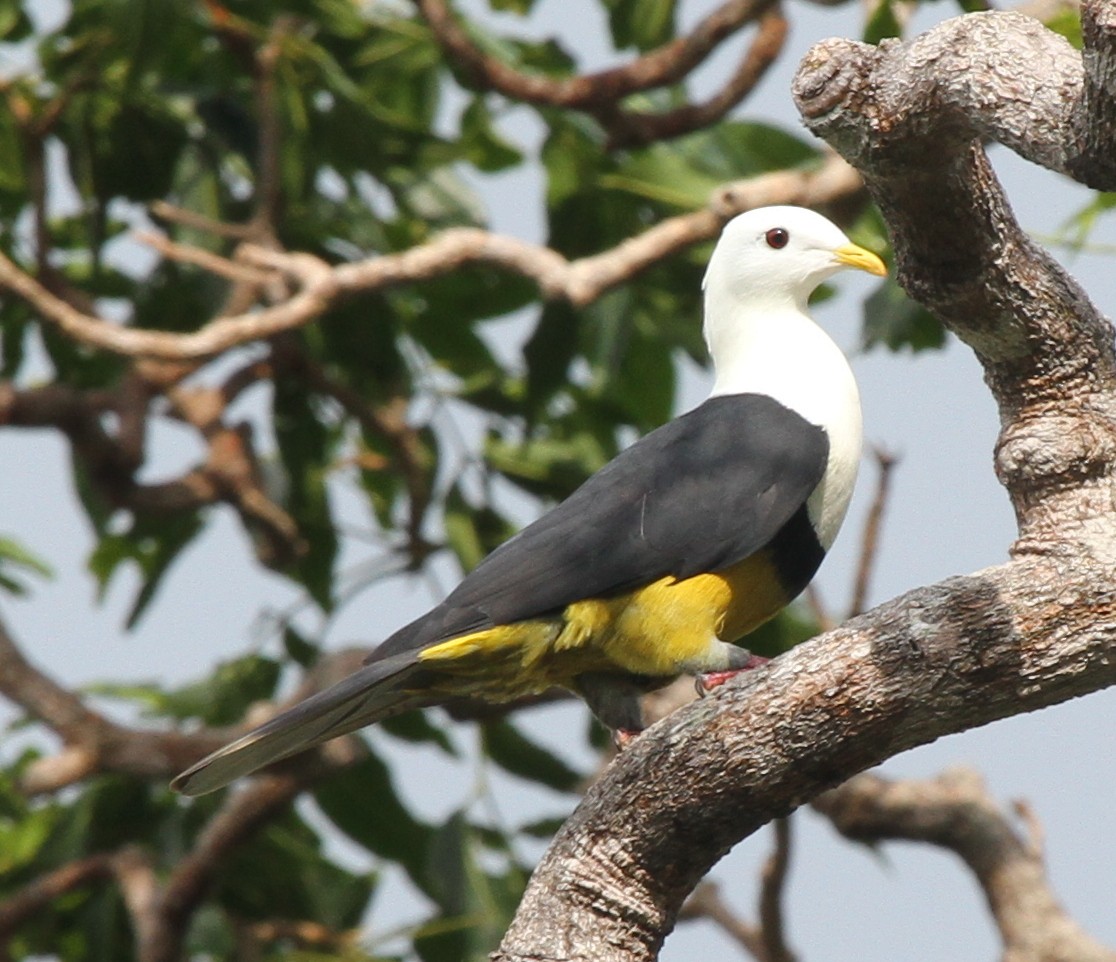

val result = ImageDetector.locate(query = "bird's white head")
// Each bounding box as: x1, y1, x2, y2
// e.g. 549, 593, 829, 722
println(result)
700, 204, 885, 419
702, 205, 886, 314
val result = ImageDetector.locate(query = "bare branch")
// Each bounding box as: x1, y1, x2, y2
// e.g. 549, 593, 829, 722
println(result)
848, 447, 898, 617
814, 770, 1116, 962
417, 0, 775, 109
606, 9, 788, 150
680, 882, 765, 960
0, 854, 115, 937
0, 154, 863, 360
135, 230, 276, 286
148, 200, 254, 240
758, 818, 796, 962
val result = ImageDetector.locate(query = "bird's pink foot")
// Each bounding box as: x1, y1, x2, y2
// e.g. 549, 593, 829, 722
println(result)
696, 655, 770, 695
612, 728, 641, 750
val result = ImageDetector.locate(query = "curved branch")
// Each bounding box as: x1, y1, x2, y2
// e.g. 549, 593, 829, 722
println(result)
0, 154, 862, 360
792, 7, 1116, 551
815, 769, 1116, 962
417, 0, 775, 109
605, 9, 788, 150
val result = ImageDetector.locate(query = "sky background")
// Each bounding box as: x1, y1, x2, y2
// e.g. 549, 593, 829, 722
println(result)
2, 0, 1114, 959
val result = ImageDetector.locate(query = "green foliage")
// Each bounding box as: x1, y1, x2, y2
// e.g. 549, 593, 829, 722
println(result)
0, 536, 52, 596
863, 0, 903, 44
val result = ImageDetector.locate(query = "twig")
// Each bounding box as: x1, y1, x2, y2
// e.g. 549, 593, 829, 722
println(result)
848, 447, 898, 617
606, 9, 788, 150
758, 818, 796, 962
148, 200, 254, 240
679, 881, 765, 960
0, 854, 115, 937
146, 775, 305, 962
135, 230, 276, 286
802, 584, 835, 633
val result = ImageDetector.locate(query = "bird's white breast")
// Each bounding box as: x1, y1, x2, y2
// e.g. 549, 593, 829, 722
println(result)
706, 302, 862, 550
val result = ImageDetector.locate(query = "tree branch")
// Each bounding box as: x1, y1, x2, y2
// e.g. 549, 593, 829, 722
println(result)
0, 154, 863, 360
793, 5, 1116, 549
814, 770, 1116, 962
605, 9, 788, 150
496, 559, 1116, 961
416, 0, 775, 109
848, 447, 897, 617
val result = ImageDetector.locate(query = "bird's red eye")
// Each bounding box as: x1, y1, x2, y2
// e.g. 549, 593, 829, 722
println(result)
765, 228, 789, 249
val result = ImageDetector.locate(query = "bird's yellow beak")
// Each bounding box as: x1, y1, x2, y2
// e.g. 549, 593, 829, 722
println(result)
834, 243, 887, 277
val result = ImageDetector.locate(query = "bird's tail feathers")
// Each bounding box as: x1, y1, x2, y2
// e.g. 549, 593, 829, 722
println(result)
171, 652, 422, 796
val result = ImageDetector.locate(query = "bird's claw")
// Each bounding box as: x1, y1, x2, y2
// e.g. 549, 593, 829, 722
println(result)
695, 654, 770, 696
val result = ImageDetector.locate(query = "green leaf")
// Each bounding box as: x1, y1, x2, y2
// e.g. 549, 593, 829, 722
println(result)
0, 536, 53, 596
0, 108, 26, 194
313, 754, 436, 897
0, 5, 33, 42
741, 603, 822, 658
380, 710, 459, 755
862, 276, 947, 353
489, 0, 537, 13
273, 374, 338, 608
864, 0, 902, 44
1045, 9, 1083, 48
282, 625, 321, 668
87, 513, 204, 628
92, 653, 281, 725
486, 429, 610, 500
481, 718, 582, 793
216, 809, 373, 927
443, 484, 517, 573
88, 99, 190, 202
459, 98, 523, 173
602, 0, 676, 51
523, 301, 581, 413
1054, 191, 1116, 250
515, 815, 567, 839
415, 812, 525, 962
604, 122, 819, 210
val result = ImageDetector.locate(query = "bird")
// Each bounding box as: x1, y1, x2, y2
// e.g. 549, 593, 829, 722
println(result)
172, 206, 886, 795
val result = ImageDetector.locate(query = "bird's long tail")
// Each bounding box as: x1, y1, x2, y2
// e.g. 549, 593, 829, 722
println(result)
172, 651, 423, 796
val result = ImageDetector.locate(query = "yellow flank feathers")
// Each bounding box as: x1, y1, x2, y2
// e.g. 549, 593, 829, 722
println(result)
415, 551, 790, 698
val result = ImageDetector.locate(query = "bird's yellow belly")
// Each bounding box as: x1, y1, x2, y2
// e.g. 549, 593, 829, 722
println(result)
414, 552, 790, 699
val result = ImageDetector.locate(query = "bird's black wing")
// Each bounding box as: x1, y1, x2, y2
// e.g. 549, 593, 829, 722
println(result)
374, 393, 828, 659
171, 394, 828, 794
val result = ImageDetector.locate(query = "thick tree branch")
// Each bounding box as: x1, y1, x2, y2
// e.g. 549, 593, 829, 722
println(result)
815, 770, 1116, 962
792, 6, 1116, 548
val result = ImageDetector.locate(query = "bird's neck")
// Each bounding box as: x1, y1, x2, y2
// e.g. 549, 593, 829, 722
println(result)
704, 294, 858, 430
703, 296, 863, 551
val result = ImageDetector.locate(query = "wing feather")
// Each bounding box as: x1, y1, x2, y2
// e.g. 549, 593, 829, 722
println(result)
374, 394, 827, 660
